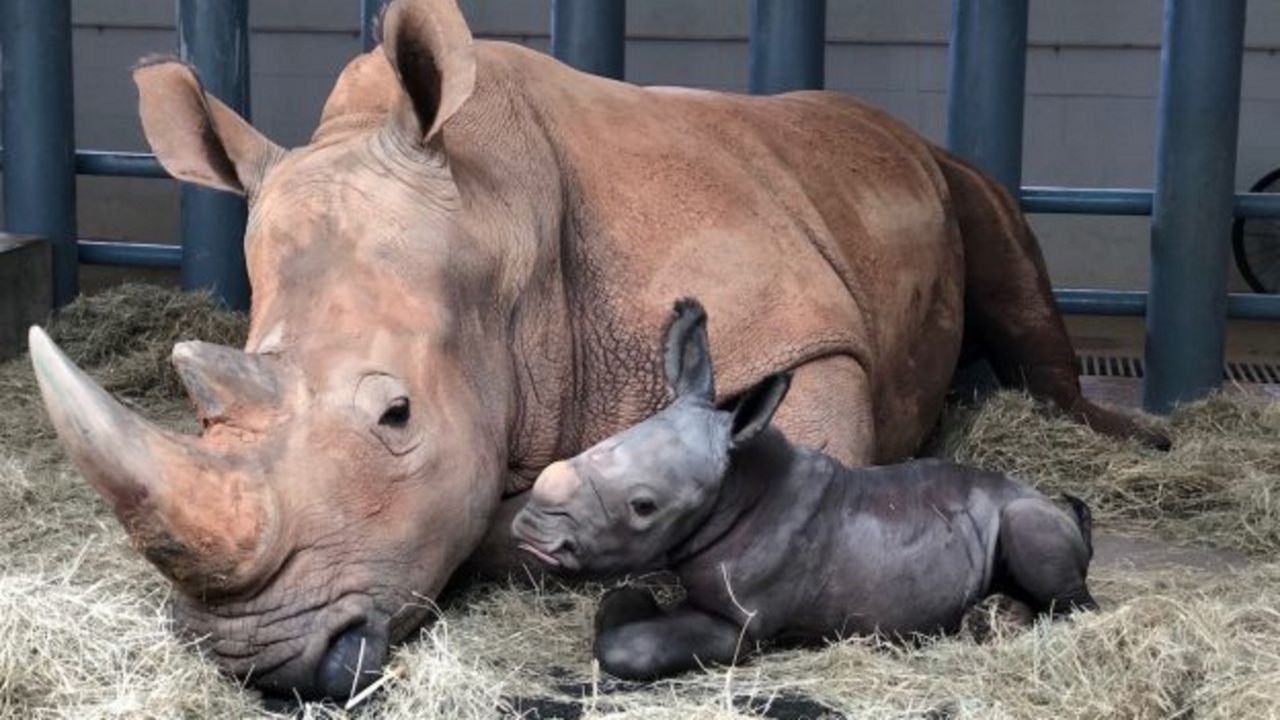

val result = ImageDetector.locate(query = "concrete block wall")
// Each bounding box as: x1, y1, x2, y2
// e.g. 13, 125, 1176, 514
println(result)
4, 0, 1280, 292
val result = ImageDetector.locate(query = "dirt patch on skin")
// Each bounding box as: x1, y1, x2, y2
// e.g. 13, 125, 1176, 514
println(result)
2, 284, 1279, 719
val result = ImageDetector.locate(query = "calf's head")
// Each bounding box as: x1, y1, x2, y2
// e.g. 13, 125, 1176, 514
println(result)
512, 299, 791, 574
29, 0, 519, 701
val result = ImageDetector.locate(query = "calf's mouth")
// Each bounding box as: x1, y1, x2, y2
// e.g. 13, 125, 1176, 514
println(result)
511, 507, 581, 570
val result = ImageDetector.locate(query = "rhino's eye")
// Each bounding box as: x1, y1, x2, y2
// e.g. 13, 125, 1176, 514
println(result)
629, 497, 657, 518
379, 397, 411, 428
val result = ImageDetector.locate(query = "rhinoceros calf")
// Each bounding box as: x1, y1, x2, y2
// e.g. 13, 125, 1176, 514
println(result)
513, 300, 1096, 681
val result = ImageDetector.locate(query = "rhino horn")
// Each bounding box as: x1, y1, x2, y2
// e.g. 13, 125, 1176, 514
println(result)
28, 326, 275, 594
171, 341, 280, 425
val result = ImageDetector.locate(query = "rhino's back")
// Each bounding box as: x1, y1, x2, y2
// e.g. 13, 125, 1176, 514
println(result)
498, 44, 961, 442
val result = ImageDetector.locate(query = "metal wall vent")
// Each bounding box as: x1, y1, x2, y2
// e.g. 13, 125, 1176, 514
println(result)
1077, 354, 1280, 384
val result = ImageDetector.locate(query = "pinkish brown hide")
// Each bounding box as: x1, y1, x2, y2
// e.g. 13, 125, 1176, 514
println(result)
30, 0, 1163, 701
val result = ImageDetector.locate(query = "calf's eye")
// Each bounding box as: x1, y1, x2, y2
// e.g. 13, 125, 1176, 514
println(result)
629, 497, 657, 518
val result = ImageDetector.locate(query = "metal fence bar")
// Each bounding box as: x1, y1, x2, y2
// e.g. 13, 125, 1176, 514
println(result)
2, 0, 78, 306
75, 151, 170, 178
79, 240, 181, 268
361, 0, 392, 52
177, 0, 251, 310
0, 149, 169, 178
1231, 193, 1280, 219
748, 0, 826, 94
1021, 187, 1280, 218
1020, 188, 1154, 216
1143, 0, 1247, 413
551, 0, 626, 79
1056, 289, 1280, 321
945, 0, 1029, 194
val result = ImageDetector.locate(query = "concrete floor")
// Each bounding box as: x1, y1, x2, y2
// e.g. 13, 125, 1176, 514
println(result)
1067, 315, 1280, 408
1066, 314, 1280, 359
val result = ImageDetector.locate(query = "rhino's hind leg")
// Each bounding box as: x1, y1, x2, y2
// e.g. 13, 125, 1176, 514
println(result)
593, 598, 744, 681
934, 149, 1170, 450
996, 498, 1097, 618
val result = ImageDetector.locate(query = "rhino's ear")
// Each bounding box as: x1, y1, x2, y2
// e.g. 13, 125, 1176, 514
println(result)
133, 58, 284, 197
664, 298, 715, 402
729, 373, 791, 448
382, 0, 476, 145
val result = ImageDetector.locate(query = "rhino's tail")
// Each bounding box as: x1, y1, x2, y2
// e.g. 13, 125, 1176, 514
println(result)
1060, 493, 1093, 560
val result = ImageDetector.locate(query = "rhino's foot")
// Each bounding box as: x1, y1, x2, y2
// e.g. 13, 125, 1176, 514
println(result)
1073, 400, 1171, 451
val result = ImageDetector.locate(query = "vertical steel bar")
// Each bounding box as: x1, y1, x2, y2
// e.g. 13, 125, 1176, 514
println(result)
361, 0, 392, 52
2, 0, 78, 306
945, 0, 1029, 194
748, 0, 826, 94
177, 0, 251, 310
551, 0, 626, 79
1143, 0, 1246, 413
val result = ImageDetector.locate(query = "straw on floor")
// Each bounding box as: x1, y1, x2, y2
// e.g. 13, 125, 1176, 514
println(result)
1, 284, 1277, 719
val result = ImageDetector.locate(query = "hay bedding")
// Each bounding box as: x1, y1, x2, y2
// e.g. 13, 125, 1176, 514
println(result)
2, 285, 1279, 719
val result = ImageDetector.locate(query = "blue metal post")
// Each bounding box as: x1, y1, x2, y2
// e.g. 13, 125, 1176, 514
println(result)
748, 0, 826, 94
1143, 0, 1246, 413
177, 0, 251, 310
361, 0, 392, 52
551, 0, 626, 79
945, 0, 1029, 194
2, 0, 78, 306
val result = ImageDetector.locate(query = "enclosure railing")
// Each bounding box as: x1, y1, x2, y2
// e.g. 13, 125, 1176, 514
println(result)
2, 0, 1279, 409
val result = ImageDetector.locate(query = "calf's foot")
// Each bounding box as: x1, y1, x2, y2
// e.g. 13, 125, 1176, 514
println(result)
594, 586, 663, 634
594, 603, 745, 682
960, 594, 1035, 643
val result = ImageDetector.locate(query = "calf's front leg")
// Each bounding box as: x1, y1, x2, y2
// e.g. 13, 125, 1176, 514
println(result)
594, 597, 745, 681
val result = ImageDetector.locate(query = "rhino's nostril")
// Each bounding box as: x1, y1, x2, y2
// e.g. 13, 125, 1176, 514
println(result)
315, 624, 388, 700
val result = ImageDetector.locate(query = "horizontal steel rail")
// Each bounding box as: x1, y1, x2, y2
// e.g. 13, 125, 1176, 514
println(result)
1055, 288, 1280, 320
14, 155, 1280, 221
78, 239, 181, 267
75, 150, 169, 178
0, 149, 170, 178
1021, 186, 1280, 218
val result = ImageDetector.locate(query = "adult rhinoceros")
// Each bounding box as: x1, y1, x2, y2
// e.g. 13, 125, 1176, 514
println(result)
28, 0, 1160, 701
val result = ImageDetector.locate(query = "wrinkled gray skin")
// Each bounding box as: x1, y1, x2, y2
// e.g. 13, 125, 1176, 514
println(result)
512, 299, 1097, 681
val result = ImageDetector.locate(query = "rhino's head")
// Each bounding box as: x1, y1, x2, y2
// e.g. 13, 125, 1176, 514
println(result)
30, 0, 526, 701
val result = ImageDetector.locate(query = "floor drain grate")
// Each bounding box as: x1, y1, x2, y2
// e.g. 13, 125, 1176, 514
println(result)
1077, 355, 1280, 384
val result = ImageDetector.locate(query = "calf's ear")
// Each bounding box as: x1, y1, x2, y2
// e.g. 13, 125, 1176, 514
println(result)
664, 298, 715, 401
729, 373, 791, 447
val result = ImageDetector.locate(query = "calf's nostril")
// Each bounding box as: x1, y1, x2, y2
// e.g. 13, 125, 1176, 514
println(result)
315, 624, 388, 700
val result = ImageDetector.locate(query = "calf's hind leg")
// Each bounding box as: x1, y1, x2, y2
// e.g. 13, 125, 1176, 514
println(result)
997, 498, 1097, 617
594, 597, 744, 681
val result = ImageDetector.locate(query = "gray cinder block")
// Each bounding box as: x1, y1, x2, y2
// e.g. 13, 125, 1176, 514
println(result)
0, 234, 52, 361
